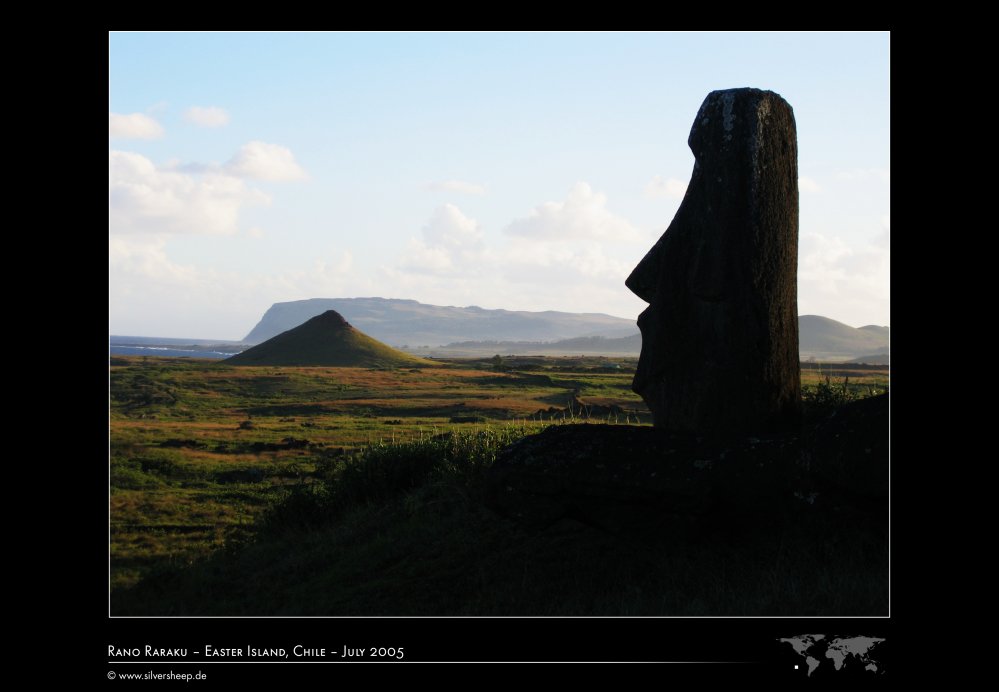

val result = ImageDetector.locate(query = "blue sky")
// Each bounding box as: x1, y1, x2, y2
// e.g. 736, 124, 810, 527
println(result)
109, 32, 889, 340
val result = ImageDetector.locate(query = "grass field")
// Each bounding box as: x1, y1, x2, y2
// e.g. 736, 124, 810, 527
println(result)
109, 354, 651, 592
109, 355, 888, 613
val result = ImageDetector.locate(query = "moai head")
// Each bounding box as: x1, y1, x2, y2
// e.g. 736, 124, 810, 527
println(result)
626, 88, 801, 437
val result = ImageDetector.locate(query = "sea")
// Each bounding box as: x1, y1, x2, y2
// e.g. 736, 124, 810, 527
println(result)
109, 336, 246, 360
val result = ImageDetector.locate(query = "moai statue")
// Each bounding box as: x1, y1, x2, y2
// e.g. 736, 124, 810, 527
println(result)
627, 88, 801, 436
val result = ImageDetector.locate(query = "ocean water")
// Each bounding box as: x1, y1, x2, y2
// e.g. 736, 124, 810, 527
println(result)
109, 346, 239, 359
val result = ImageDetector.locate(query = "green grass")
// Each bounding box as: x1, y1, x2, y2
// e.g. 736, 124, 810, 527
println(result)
109, 355, 888, 613
108, 355, 650, 591
264, 426, 537, 530
113, 422, 887, 616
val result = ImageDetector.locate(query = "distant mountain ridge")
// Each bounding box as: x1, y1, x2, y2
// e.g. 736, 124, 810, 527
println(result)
241, 299, 887, 362
434, 334, 643, 357
432, 316, 887, 361
797, 315, 890, 360
244, 298, 639, 346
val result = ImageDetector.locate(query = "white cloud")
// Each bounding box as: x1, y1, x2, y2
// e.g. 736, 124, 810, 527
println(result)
109, 187, 649, 339
109, 112, 164, 140
183, 106, 231, 128
109, 150, 270, 235
110, 236, 366, 339
109, 235, 199, 284
390, 196, 647, 319
505, 182, 643, 242
423, 204, 484, 249
381, 235, 647, 325
643, 175, 687, 199
247, 227, 265, 238
400, 204, 486, 275
798, 176, 821, 193
400, 240, 456, 274
313, 250, 354, 277
798, 231, 890, 327
425, 180, 487, 195
502, 238, 634, 282
225, 141, 308, 181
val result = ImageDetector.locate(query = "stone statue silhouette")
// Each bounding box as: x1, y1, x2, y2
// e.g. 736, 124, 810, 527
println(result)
626, 88, 801, 436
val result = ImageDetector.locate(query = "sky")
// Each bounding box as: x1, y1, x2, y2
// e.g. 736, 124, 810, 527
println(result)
109, 31, 890, 340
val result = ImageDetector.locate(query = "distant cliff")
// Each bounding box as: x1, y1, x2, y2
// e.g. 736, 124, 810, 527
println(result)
243, 297, 639, 346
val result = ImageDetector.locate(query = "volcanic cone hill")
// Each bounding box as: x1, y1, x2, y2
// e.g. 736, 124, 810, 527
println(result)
225, 310, 434, 368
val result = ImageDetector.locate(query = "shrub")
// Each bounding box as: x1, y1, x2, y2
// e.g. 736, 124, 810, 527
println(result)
264, 425, 539, 530
801, 375, 887, 423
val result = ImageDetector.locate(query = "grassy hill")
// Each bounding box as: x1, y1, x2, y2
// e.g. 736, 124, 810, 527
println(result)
113, 419, 887, 616
798, 315, 889, 360
226, 310, 433, 368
